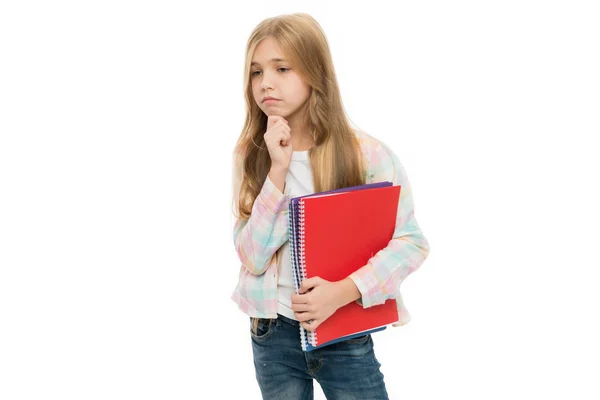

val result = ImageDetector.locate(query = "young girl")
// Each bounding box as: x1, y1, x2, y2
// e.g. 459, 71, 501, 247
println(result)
231, 13, 430, 399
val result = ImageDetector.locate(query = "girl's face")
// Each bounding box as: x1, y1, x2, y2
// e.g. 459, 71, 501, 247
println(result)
251, 37, 311, 121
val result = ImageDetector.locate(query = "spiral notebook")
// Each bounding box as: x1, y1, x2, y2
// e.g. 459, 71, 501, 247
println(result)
288, 182, 401, 352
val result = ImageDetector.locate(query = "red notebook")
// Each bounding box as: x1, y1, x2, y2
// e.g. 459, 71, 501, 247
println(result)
298, 184, 401, 347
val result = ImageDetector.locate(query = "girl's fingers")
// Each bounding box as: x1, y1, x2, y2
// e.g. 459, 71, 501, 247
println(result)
295, 311, 315, 321
292, 303, 311, 312
301, 319, 318, 331
279, 130, 291, 144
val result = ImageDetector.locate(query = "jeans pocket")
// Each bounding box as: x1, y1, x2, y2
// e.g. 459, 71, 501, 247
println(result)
344, 334, 371, 345
250, 317, 275, 342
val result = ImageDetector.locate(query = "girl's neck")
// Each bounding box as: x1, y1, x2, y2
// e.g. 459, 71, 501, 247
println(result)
288, 119, 313, 151
286, 106, 314, 151
291, 132, 314, 151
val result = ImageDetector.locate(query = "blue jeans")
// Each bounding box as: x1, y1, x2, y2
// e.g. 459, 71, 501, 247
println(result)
250, 313, 389, 399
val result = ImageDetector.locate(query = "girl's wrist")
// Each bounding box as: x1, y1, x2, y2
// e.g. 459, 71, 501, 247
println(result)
335, 277, 362, 309
268, 167, 288, 193
270, 165, 288, 174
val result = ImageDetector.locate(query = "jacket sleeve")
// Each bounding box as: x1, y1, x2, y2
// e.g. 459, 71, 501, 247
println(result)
231, 152, 289, 276
349, 141, 430, 308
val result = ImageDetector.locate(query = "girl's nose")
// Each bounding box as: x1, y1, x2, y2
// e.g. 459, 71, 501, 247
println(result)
261, 81, 274, 90
260, 72, 274, 90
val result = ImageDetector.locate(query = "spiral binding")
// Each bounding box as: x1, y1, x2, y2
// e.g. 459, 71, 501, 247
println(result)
298, 199, 318, 347
288, 199, 308, 351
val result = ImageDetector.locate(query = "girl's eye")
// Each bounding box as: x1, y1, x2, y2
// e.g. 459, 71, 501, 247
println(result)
251, 67, 289, 77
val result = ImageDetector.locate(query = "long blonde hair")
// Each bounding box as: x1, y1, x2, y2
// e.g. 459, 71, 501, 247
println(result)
233, 14, 367, 294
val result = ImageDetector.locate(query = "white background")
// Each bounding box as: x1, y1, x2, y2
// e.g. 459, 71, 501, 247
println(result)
1, 1, 599, 399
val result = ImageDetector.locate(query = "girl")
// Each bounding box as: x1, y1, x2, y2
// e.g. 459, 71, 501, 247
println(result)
231, 13, 430, 399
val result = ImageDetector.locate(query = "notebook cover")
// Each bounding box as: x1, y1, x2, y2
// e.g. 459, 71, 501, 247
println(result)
301, 185, 401, 345
290, 182, 394, 350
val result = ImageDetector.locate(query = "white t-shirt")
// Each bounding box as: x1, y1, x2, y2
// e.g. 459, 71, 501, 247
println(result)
277, 150, 314, 320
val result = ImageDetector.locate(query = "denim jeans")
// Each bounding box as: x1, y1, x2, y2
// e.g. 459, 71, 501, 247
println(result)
250, 313, 389, 399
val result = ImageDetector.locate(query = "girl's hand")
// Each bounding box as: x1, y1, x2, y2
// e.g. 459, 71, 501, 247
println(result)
264, 115, 293, 171
291, 277, 343, 332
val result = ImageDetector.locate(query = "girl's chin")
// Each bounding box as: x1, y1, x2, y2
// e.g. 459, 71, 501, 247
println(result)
267, 111, 287, 118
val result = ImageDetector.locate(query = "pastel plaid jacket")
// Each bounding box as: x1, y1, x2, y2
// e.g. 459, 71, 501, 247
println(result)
230, 129, 430, 327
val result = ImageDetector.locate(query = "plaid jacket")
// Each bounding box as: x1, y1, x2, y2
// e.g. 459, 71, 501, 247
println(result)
230, 129, 430, 327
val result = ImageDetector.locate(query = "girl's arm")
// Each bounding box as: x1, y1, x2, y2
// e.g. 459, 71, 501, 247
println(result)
348, 141, 431, 308
231, 153, 289, 276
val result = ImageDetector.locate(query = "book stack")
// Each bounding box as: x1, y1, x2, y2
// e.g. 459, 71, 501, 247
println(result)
287, 181, 402, 351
